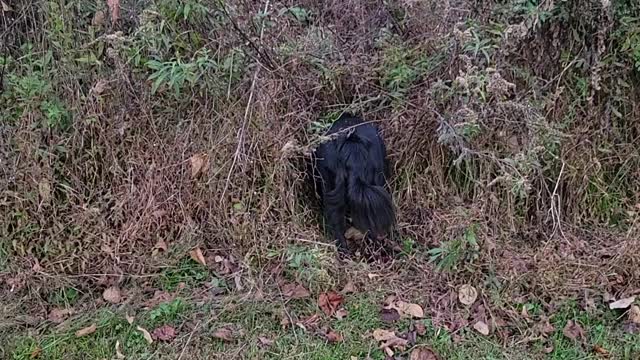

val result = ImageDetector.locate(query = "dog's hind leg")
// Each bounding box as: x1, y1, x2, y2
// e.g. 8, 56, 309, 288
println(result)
324, 197, 349, 253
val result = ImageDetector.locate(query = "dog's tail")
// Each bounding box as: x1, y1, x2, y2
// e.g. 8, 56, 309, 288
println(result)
347, 178, 395, 237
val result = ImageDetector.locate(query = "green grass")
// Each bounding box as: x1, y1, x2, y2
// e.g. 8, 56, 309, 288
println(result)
8, 288, 639, 360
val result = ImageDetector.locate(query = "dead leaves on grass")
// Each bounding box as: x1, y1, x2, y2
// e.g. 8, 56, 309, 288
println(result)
318, 291, 344, 317
189, 247, 207, 266
136, 326, 154, 344
75, 324, 97, 337
106, 0, 119, 25
458, 284, 478, 306
212, 327, 235, 342
372, 329, 408, 357
102, 286, 122, 304
152, 324, 176, 342
282, 283, 310, 299
410, 347, 440, 360
473, 320, 490, 336
189, 153, 209, 178
48, 308, 73, 324
608, 295, 636, 310
563, 320, 585, 341
384, 296, 424, 319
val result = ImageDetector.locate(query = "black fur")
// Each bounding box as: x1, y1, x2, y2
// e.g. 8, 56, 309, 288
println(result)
313, 113, 395, 253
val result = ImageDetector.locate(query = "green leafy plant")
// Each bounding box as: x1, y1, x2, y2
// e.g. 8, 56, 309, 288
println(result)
428, 225, 480, 271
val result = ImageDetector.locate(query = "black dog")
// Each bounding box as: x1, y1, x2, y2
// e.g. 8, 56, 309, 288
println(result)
313, 113, 395, 253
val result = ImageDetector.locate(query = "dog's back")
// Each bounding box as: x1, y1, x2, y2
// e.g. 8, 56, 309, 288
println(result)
314, 113, 394, 251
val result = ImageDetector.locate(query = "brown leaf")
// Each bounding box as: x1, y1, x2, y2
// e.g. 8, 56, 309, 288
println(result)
609, 296, 636, 310
473, 321, 490, 336
48, 308, 72, 324
373, 329, 398, 342
125, 314, 134, 325
458, 284, 478, 306
92, 10, 106, 26
593, 345, 609, 356
296, 314, 321, 331
345, 227, 364, 240
75, 324, 97, 337
415, 321, 427, 336
410, 347, 440, 360
342, 281, 357, 294
335, 308, 348, 320
537, 317, 555, 336
212, 327, 235, 342
137, 326, 153, 344
103, 286, 122, 304
189, 153, 209, 178
257, 336, 274, 347
282, 283, 310, 299
38, 179, 51, 202
629, 305, 640, 324
318, 291, 344, 317
189, 247, 207, 266
380, 308, 400, 323
563, 320, 585, 341
387, 299, 424, 319
325, 329, 343, 343
152, 325, 176, 342
144, 290, 173, 308
106, 0, 120, 25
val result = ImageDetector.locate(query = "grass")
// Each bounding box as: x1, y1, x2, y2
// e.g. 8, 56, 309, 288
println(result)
7, 285, 639, 359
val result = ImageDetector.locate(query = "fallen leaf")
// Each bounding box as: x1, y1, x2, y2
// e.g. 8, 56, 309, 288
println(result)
373, 329, 398, 342
345, 227, 364, 240
335, 308, 348, 320
380, 308, 400, 323
593, 345, 609, 356
91, 79, 108, 95
367, 273, 380, 279
125, 314, 134, 324
563, 320, 585, 341
152, 325, 176, 342
473, 321, 490, 336
296, 314, 321, 331
458, 284, 478, 306
106, 0, 120, 25
136, 326, 153, 344
415, 321, 427, 336
325, 329, 343, 343
144, 290, 173, 308
103, 286, 122, 304
48, 308, 72, 324
410, 347, 440, 360
92, 10, 106, 26
542, 344, 554, 353
622, 321, 640, 334
115, 340, 125, 359
537, 317, 555, 336
372, 328, 409, 355
189, 247, 207, 266
318, 291, 344, 317
212, 327, 234, 342
628, 305, 640, 324
342, 281, 357, 294
189, 153, 209, 178
387, 299, 424, 319
282, 283, 311, 299
31, 258, 42, 272
257, 336, 274, 347
609, 296, 636, 310
214, 255, 224, 263
75, 324, 97, 337
38, 179, 51, 202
